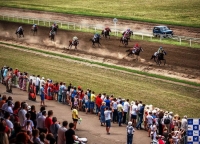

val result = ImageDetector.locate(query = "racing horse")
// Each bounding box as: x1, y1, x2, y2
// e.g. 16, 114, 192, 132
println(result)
15, 29, 24, 38
120, 37, 128, 46
31, 26, 37, 35
68, 40, 79, 50
90, 36, 101, 47
50, 24, 59, 34
101, 28, 111, 39
122, 30, 133, 41
151, 51, 167, 66
125, 47, 143, 60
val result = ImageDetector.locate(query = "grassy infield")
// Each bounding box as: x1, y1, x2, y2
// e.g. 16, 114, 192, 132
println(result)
0, 1, 200, 117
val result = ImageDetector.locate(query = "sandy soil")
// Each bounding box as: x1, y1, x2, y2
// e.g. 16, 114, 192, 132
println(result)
0, 7, 200, 38
0, 20, 200, 83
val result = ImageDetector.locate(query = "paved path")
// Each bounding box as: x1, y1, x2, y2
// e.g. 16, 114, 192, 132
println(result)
0, 84, 151, 144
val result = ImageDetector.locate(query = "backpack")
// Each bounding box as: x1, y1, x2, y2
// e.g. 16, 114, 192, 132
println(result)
164, 116, 170, 124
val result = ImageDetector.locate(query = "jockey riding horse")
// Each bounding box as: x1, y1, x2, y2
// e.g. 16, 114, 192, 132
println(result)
49, 30, 55, 41
15, 26, 24, 38
31, 24, 38, 35
90, 33, 101, 47
101, 27, 111, 39
150, 46, 167, 65
50, 22, 58, 34
68, 36, 79, 49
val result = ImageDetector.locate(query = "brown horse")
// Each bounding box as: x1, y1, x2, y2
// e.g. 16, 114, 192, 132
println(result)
68, 40, 79, 50
101, 28, 111, 39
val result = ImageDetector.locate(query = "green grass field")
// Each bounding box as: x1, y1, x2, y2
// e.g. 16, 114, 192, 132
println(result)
0, 0, 200, 27
0, 46, 200, 117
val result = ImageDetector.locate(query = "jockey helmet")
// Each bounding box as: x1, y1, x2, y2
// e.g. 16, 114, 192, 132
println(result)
135, 43, 139, 47
160, 46, 163, 49
127, 28, 130, 31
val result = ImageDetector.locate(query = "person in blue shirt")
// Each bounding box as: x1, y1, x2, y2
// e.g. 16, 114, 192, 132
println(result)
104, 96, 111, 108
40, 84, 45, 106
136, 104, 145, 129
71, 87, 77, 109
100, 102, 106, 126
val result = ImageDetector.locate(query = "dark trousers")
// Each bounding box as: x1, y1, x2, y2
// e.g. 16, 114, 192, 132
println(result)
123, 112, 127, 124
136, 114, 143, 129
118, 112, 122, 126
112, 109, 118, 122
127, 134, 133, 144
36, 86, 39, 95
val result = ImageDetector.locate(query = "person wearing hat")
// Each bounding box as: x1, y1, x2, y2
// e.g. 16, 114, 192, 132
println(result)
181, 115, 187, 131
127, 121, 135, 144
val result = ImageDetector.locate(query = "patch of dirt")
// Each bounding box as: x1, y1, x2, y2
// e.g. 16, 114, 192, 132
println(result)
0, 20, 200, 83
1, 7, 200, 38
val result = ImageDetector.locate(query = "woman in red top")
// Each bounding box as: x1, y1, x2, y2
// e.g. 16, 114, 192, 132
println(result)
45, 110, 53, 133
53, 82, 59, 101
78, 90, 84, 111
95, 94, 102, 118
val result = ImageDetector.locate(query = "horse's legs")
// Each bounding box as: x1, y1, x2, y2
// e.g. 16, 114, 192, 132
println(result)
163, 59, 166, 65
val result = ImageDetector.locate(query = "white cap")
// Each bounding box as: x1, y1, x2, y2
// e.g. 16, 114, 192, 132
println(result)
128, 121, 132, 126
42, 77, 45, 80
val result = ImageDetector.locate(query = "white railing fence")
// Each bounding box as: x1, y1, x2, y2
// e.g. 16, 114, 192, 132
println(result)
0, 14, 200, 47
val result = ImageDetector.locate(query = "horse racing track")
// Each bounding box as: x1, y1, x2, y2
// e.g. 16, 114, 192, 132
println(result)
0, 20, 200, 83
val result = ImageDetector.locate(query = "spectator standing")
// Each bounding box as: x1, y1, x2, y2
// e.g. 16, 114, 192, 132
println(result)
131, 103, 138, 127
65, 123, 80, 144
95, 94, 102, 117
127, 121, 135, 144
40, 84, 45, 106
136, 104, 145, 129
72, 106, 79, 130
45, 110, 53, 133
37, 110, 46, 133
137, 101, 142, 123
35, 75, 40, 95
18, 103, 28, 126
50, 117, 61, 142
123, 99, 130, 124
62, 83, 67, 104
29, 105, 37, 128
100, 102, 106, 126
117, 101, 123, 126
57, 121, 68, 144
104, 107, 112, 135
146, 111, 154, 137
4, 112, 14, 131
58, 82, 63, 103
104, 96, 111, 108
90, 91, 96, 114
181, 115, 187, 131
111, 98, 118, 123
84, 92, 89, 114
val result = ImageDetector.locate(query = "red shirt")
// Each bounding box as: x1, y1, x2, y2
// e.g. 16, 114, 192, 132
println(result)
79, 92, 84, 100
96, 96, 102, 108
45, 117, 53, 132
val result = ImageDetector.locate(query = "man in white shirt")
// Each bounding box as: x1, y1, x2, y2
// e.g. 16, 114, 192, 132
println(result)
57, 121, 68, 144
37, 110, 46, 133
181, 115, 187, 131
4, 112, 14, 131
35, 75, 40, 95
18, 103, 28, 126
123, 99, 130, 124
131, 103, 138, 127
104, 107, 112, 135
137, 101, 142, 123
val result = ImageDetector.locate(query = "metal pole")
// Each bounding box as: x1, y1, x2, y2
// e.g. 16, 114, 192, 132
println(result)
115, 22, 116, 36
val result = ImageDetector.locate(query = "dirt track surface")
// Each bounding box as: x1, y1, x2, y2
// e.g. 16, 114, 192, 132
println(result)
0, 20, 200, 83
1, 7, 200, 38
0, 84, 151, 144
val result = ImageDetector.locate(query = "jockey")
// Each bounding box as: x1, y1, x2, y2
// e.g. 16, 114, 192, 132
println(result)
157, 46, 164, 54
93, 33, 100, 41
17, 26, 23, 32
72, 36, 78, 44
32, 24, 37, 29
132, 43, 139, 53
123, 28, 131, 40
104, 27, 110, 32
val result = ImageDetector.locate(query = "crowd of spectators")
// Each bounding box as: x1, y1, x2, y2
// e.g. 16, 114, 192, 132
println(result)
0, 65, 188, 144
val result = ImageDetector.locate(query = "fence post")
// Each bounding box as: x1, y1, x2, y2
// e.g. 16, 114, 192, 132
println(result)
87, 26, 89, 31
74, 24, 75, 30
17, 17, 18, 21
49, 21, 50, 27
80, 25, 81, 30
95, 27, 96, 32
190, 39, 191, 47
150, 36, 152, 41
33, 19, 34, 24
142, 35, 143, 40
117, 30, 118, 36
38, 19, 39, 25
180, 38, 182, 45
22, 18, 23, 22
13, 17, 14, 21
3, 15, 4, 20
68, 23, 69, 29
28, 18, 29, 23
8, 16, 9, 20
61, 22, 62, 28
44, 21, 45, 26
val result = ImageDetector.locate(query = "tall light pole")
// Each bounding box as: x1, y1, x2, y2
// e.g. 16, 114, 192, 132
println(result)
113, 18, 118, 36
